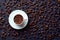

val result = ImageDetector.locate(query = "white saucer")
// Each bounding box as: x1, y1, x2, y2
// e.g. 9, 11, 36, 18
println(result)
8, 10, 28, 30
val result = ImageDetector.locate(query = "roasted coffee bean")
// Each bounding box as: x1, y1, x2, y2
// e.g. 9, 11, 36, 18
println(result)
58, 34, 60, 37
0, 17, 2, 20
45, 25, 49, 30
58, 0, 60, 2
1, 32, 6, 38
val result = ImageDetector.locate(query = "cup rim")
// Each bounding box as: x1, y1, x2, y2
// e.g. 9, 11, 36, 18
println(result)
14, 14, 24, 25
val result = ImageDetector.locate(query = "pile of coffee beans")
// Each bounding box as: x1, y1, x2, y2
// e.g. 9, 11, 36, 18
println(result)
0, 0, 60, 40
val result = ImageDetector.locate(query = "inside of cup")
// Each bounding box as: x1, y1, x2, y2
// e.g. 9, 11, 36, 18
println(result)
14, 14, 23, 24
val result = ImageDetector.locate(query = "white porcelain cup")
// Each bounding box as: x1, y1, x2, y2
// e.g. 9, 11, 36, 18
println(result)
14, 14, 24, 26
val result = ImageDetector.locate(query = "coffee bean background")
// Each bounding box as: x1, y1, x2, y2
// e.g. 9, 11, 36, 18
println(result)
0, 0, 60, 40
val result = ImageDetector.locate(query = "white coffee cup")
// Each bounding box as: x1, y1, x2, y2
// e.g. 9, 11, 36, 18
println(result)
14, 14, 24, 26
